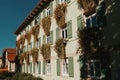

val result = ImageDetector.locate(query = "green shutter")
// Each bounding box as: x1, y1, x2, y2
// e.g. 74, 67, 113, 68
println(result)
66, 0, 71, 3
56, 0, 59, 5
50, 2, 53, 15
26, 64, 28, 73
30, 63, 32, 73
50, 31, 53, 44
56, 27, 59, 40
67, 20, 72, 39
77, 15, 83, 30
38, 61, 41, 74
57, 59, 60, 76
43, 35, 46, 44
38, 37, 41, 47
43, 10, 45, 17
43, 61, 46, 74
33, 63, 35, 73
68, 57, 74, 77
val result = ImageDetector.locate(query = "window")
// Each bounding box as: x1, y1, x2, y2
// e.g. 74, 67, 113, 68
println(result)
35, 17, 39, 25
62, 58, 69, 76
46, 7, 51, 16
47, 35, 51, 43
62, 28, 67, 39
59, 0, 65, 4
87, 59, 101, 79
46, 60, 51, 75
86, 13, 97, 28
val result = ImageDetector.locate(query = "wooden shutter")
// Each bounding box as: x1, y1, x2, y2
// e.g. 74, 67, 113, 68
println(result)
67, 20, 72, 39
50, 2, 53, 15
30, 63, 32, 73
56, 27, 59, 41
33, 63, 35, 73
43, 61, 46, 74
66, 0, 71, 3
57, 59, 60, 76
77, 15, 83, 30
43, 10, 45, 17
68, 57, 74, 77
43, 35, 46, 44
38, 37, 41, 47
50, 31, 53, 44
38, 61, 41, 74
56, 0, 59, 6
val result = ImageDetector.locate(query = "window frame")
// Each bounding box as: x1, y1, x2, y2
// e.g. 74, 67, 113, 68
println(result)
61, 27, 67, 39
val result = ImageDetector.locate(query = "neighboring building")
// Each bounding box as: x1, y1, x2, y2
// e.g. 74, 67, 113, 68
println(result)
0, 56, 2, 68
14, 0, 118, 80
2, 48, 16, 72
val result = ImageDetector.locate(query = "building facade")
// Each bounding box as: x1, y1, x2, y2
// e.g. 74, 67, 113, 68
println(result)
2, 48, 16, 72
14, 0, 113, 80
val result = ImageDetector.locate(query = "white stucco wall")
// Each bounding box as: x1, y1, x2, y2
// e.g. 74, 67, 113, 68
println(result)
18, 0, 83, 80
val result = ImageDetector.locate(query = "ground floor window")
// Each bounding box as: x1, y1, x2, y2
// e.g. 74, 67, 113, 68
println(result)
46, 60, 51, 75
62, 58, 69, 76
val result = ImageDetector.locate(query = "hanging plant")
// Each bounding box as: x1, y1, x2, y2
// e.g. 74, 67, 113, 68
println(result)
41, 43, 51, 61
24, 52, 30, 64
41, 16, 51, 36
16, 39, 20, 49
31, 48, 39, 63
54, 38, 66, 59
31, 25, 40, 41
54, 3, 67, 29
77, 27, 101, 55
77, 0, 98, 17
20, 34, 25, 47
25, 31, 31, 44
19, 54, 24, 65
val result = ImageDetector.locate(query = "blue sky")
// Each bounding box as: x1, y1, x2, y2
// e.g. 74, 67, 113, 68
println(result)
0, 0, 39, 55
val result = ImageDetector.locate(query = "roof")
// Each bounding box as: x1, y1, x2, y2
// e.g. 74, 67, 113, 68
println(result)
8, 54, 16, 62
0, 56, 2, 59
14, 0, 52, 35
5, 48, 16, 54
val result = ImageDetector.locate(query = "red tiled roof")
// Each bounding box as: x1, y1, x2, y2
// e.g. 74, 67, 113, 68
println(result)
0, 56, 2, 59
6, 48, 16, 53
8, 54, 16, 62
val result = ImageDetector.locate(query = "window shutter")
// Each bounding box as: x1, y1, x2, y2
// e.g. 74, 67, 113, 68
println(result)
43, 35, 46, 44
92, 15, 97, 27
43, 61, 46, 74
50, 31, 53, 44
77, 15, 83, 30
67, 20, 72, 39
56, 27, 59, 41
37, 16, 40, 25
68, 57, 74, 77
56, 0, 59, 6
86, 18, 90, 28
38, 37, 41, 47
38, 61, 41, 74
33, 63, 35, 73
43, 10, 45, 17
26, 64, 28, 73
66, 0, 71, 3
30, 63, 32, 73
50, 2, 53, 15
57, 59, 60, 76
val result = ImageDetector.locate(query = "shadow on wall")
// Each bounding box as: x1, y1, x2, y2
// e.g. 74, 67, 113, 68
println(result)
102, 0, 120, 80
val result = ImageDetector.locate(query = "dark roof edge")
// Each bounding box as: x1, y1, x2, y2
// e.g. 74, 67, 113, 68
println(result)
14, 0, 52, 35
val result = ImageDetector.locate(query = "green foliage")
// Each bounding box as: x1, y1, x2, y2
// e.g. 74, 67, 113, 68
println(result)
6, 73, 43, 80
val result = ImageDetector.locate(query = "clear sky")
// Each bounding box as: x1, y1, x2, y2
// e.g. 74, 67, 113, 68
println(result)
0, 0, 39, 55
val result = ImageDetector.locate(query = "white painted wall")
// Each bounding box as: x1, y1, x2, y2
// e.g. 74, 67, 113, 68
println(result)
18, 0, 83, 80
